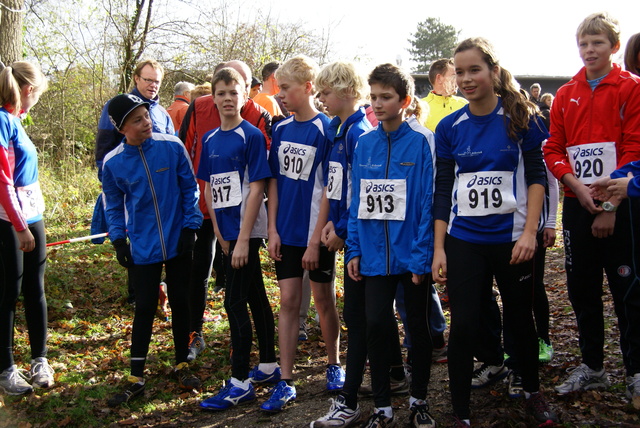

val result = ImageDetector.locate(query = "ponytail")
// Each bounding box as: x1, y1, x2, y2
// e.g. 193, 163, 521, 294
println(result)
0, 61, 48, 113
454, 38, 538, 140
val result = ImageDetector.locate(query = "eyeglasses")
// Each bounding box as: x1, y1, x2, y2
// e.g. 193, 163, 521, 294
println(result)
139, 77, 161, 86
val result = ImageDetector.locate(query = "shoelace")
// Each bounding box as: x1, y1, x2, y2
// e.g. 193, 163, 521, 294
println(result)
32, 361, 54, 377
7, 368, 31, 384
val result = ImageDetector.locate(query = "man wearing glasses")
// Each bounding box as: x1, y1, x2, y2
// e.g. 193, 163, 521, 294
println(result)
95, 59, 174, 180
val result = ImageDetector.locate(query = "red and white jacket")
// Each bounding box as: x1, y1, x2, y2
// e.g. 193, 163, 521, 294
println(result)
543, 64, 640, 197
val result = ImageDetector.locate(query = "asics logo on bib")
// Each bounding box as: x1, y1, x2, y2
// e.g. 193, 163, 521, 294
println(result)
466, 175, 503, 188
572, 147, 603, 160
282, 144, 306, 156
365, 181, 395, 193
212, 176, 232, 185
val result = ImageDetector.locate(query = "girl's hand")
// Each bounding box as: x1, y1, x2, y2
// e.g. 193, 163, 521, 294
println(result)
431, 248, 447, 285
510, 231, 536, 264
17, 228, 35, 252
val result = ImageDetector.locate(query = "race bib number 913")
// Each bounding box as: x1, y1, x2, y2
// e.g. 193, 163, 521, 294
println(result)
209, 171, 242, 209
278, 141, 317, 181
457, 171, 516, 217
567, 142, 616, 185
358, 179, 406, 221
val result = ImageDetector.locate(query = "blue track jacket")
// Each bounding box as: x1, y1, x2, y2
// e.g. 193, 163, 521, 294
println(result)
102, 133, 202, 265
346, 116, 435, 276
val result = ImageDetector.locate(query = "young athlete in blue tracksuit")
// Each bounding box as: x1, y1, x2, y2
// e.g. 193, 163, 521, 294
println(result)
196, 67, 278, 411
101, 94, 202, 407
346, 63, 435, 428
432, 37, 558, 426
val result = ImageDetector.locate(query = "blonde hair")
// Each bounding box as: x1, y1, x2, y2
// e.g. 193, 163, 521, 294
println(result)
540, 93, 554, 105
275, 55, 319, 92
0, 61, 48, 113
576, 12, 620, 47
316, 61, 367, 102
191, 82, 212, 99
454, 38, 538, 140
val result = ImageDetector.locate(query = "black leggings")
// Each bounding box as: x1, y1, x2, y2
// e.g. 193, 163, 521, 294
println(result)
365, 273, 431, 407
446, 234, 538, 420
0, 220, 47, 371
224, 238, 276, 380
129, 254, 191, 377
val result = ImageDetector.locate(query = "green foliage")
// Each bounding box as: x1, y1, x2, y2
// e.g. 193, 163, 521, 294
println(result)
408, 17, 460, 73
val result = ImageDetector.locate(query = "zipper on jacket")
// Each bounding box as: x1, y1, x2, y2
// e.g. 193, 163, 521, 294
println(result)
385, 132, 392, 276
139, 145, 167, 260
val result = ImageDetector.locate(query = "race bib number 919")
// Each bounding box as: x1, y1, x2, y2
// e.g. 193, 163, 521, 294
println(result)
567, 142, 616, 185
278, 141, 317, 181
457, 171, 516, 217
209, 171, 242, 209
358, 179, 406, 221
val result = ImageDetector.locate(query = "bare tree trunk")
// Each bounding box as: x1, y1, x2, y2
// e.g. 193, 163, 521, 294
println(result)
0, 0, 25, 65
118, 0, 154, 93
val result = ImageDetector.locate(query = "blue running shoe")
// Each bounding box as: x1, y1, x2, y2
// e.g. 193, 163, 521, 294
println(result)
326, 365, 345, 391
249, 365, 281, 384
260, 380, 296, 412
200, 380, 255, 411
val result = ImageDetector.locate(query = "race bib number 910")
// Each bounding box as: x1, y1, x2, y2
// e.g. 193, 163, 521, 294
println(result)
457, 171, 516, 217
278, 141, 317, 181
209, 171, 242, 209
567, 142, 616, 185
357, 179, 406, 221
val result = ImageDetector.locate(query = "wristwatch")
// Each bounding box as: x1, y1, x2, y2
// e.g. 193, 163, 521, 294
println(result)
602, 201, 618, 212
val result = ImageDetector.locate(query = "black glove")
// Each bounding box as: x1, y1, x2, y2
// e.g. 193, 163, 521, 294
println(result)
177, 228, 197, 257
112, 238, 134, 268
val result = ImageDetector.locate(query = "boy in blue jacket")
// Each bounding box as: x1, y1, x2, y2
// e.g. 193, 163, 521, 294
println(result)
346, 63, 436, 428
101, 94, 203, 407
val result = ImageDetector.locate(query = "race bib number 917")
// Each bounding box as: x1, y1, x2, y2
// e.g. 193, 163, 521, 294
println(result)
209, 171, 242, 209
357, 179, 406, 221
457, 171, 516, 217
278, 141, 317, 181
567, 142, 616, 185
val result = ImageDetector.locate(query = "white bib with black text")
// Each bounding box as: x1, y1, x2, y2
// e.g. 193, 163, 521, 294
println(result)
278, 141, 317, 181
357, 179, 406, 221
567, 142, 616, 185
209, 171, 242, 209
457, 171, 516, 217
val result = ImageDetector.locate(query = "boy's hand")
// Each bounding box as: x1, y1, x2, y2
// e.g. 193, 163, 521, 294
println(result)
267, 232, 282, 261
112, 238, 134, 268
321, 221, 333, 246
218, 237, 230, 256
411, 273, 424, 285
177, 228, 197, 257
302, 241, 320, 271
431, 248, 447, 285
347, 257, 362, 282
574, 183, 603, 214
607, 172, 633, 199
591, 212, 615, 238
589, 176, 611, 201
510, 231, 537, 264
231, 239, 249, 269
17, 228, 35, 252
542, 228, 556, 248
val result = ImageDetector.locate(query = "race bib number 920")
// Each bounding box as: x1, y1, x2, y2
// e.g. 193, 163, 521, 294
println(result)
567, 142, 616, 185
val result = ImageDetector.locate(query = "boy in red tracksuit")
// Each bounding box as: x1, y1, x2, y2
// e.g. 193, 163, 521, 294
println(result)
543, 12, 640, 406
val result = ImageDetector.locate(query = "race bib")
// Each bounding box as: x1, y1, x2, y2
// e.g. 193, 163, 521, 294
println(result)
357, 179, 406, 221
278, 141, 317, 181
567, 142, 616, 185
326, 161, 343, 200
209, 171, 242, 209
457, 171, 516, 217
17, 182, 45, 220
